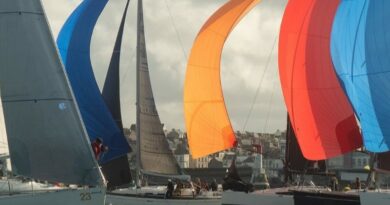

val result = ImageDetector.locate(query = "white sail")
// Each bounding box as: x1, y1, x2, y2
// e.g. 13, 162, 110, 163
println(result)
0, 98, 8, 157
0, 95, 11, 173
0, 0, 101, 185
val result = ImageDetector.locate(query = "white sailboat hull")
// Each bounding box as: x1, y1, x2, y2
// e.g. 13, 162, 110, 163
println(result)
0, 187, 105, 205
106, 194, 220, 205
360, 191, 390, 205
221, 190, 294, 205
106, 187, 220, 205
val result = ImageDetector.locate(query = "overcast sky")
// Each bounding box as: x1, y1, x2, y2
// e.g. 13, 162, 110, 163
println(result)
42, 0, 288, 134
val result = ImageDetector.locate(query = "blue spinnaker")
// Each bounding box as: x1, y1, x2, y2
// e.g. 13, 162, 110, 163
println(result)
57, 0, 130, 163
331, 0, 390, 152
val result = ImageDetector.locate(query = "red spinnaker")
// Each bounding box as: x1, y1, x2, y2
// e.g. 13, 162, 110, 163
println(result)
278, 0, 362, 160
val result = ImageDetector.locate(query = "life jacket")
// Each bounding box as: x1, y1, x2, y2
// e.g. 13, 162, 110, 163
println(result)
91, 141, 103, 159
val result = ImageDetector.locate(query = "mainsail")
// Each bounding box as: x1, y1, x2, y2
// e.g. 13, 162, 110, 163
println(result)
285, 116, 326, 175
102, 0, 130, 132
184, 0, 261, 159
278, 0, 362, 160
101, 0, 133, 189
57, 0, 131, 187
136, 0, 181, 176
0, 0, 101, 185
331, 0, 390, 153
377, 152, 390, 171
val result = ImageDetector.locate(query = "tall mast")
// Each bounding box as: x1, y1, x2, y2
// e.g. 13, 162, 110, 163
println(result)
135, 0, 143, 188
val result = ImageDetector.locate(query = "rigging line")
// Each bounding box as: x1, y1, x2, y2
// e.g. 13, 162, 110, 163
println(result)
120, 51, 136, 87
241, 35, 278, 132
164, 0, 188, 63
262, 79, 277, 133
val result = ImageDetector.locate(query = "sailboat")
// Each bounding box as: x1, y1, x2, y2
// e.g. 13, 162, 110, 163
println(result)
184, 0, 364, 205
184, 0, 291, 204
330, 0, 390, 204
106, 0, 220, 203
0, 0, 106, 204
57, 0, 220, 204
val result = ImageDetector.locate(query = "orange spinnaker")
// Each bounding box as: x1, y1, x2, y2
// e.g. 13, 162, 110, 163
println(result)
184, 0, 260, 159
278, 0, 362, 160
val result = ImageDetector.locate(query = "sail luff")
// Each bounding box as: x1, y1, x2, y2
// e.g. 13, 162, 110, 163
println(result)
184, 0, 261, 159
136, 0, 181, 177
0, 0, 102, 185
278, 0, 362, 160
102, 0, 131, 132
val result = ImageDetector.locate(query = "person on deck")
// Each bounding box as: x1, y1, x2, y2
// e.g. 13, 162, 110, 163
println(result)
330, 176, 339, 191
166, 179, 174, 199
193, 177, 202, 195
355, 177, 361, 190
91, 138, 108, 161
210, 178, 218, 191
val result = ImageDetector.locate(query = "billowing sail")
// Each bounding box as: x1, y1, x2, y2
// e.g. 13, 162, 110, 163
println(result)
331, 0, 390, 152
57, 0, 130, 164
102, 0, 130, 132
184, 0, 261, 159
136, 0, 181, 175
278, 0, 362, 160
0, 0, 101, 185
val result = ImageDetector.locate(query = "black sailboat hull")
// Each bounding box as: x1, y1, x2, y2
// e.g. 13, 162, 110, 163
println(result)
292, 190, 360, 205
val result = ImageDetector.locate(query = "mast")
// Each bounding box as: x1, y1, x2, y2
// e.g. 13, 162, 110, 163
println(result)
284, 115, 291, 184
135, 0, 142, 188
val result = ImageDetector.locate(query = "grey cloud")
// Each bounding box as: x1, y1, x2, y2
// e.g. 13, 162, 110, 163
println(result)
43, 0, 288, 133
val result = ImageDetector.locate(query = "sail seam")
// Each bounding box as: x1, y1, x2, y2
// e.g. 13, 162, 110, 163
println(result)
3, 98, 73, 103
0, 11, 43, 15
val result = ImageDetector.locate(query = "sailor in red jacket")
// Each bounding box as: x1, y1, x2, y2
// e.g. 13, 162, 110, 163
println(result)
91, 138, 108, 161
